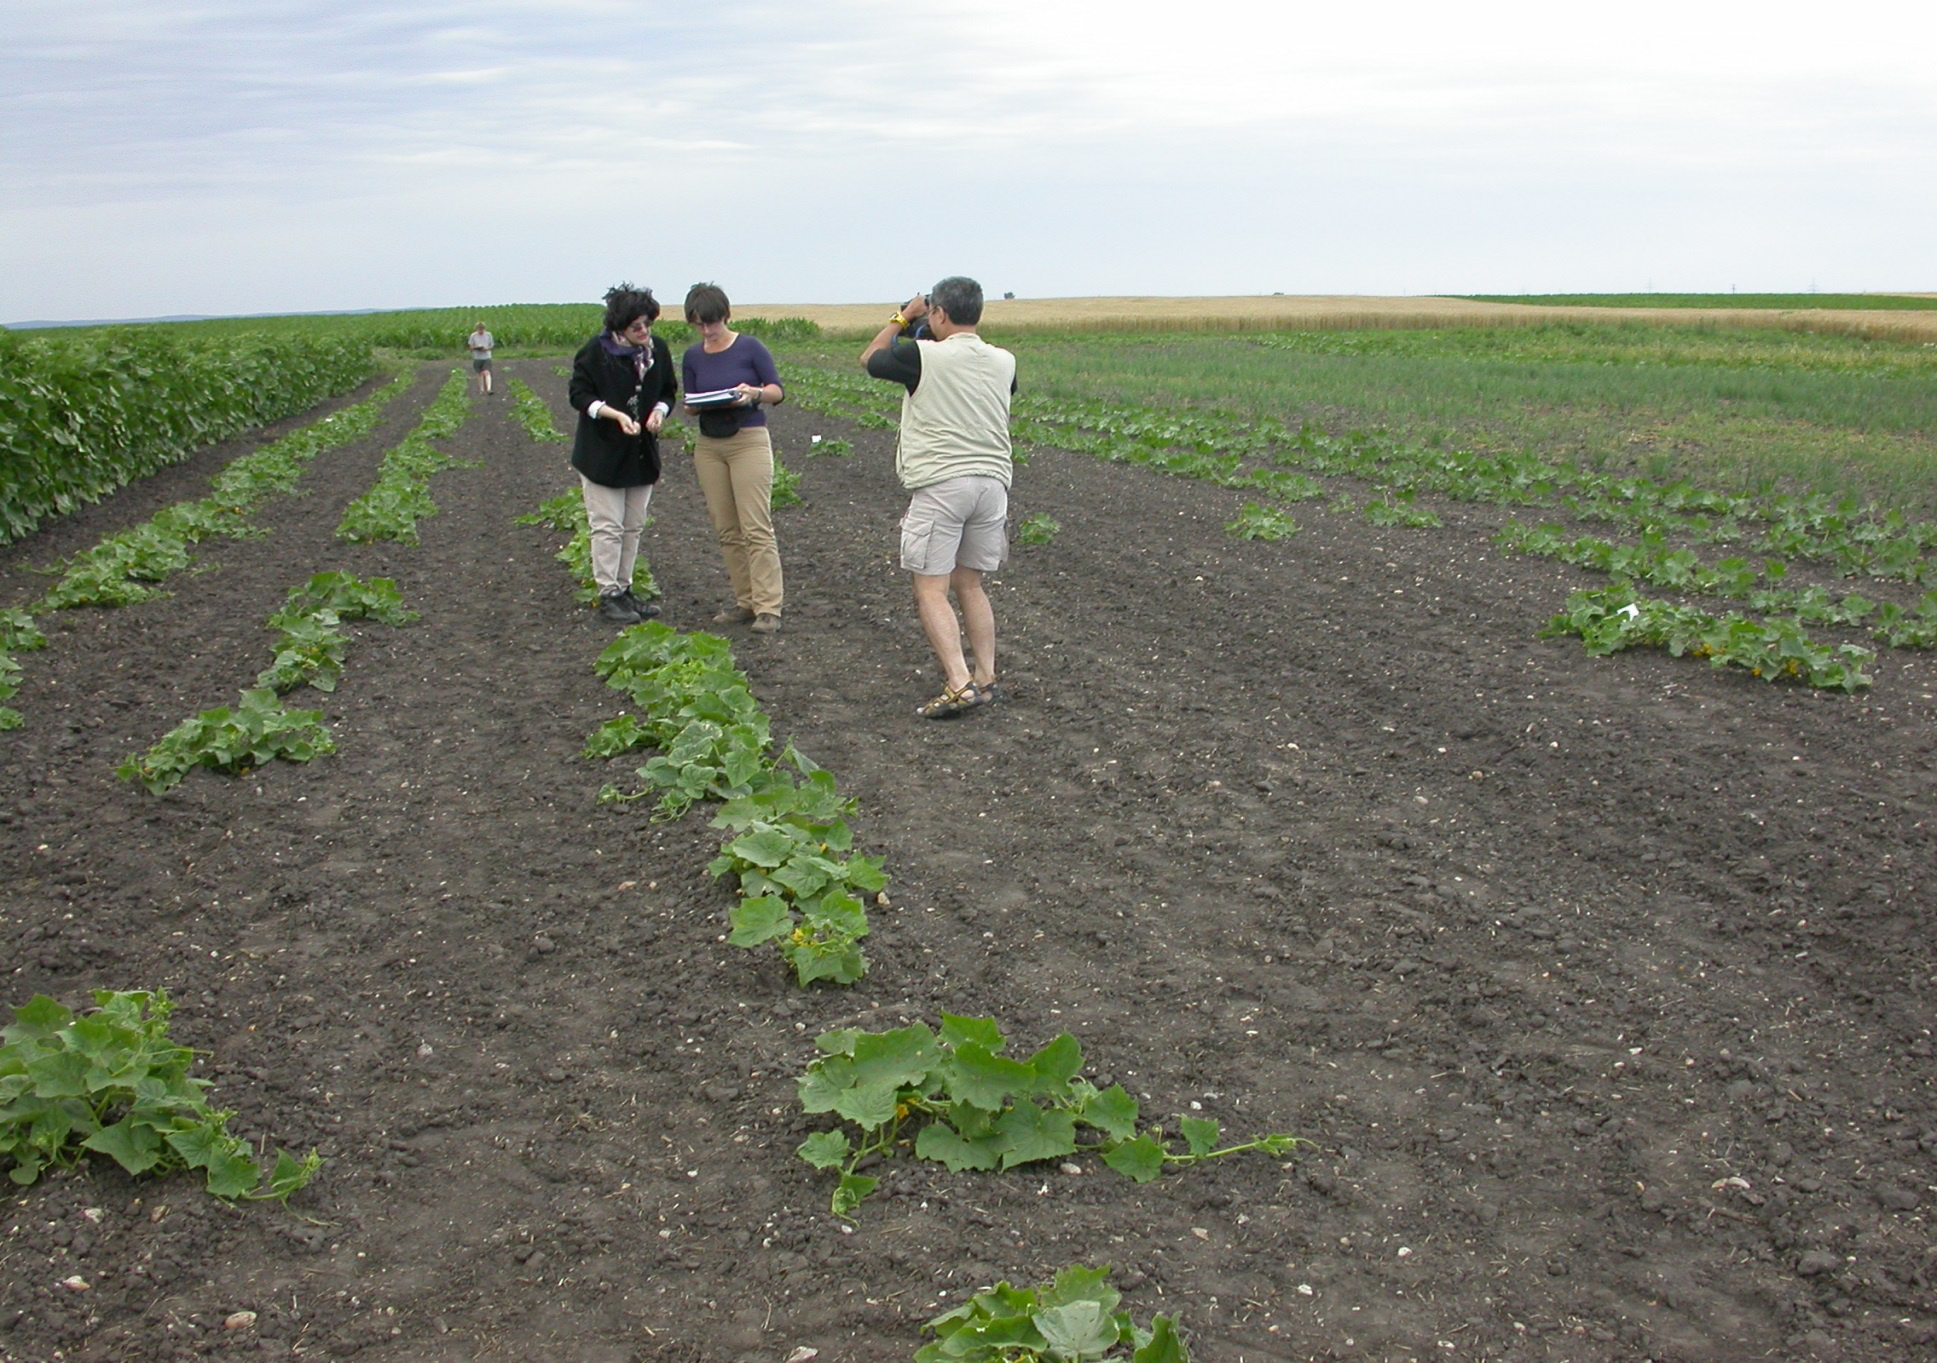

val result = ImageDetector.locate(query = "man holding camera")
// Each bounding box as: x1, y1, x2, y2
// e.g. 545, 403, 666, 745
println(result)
861, 276, 1018, 719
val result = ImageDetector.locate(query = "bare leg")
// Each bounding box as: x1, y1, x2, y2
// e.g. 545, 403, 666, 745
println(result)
912, 573, 972, 692
951, 567, 995, 686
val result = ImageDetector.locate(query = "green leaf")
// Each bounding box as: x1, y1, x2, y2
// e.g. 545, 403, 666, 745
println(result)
1078, 1085, 1142, 1142
1102, 1134, 1168, 1183
81, 1117, 165, 1174
993, 1105, 1078, 1169
939, 1013, 1005, 1052
830, 1079, 903, 1130
2, 995, 72, 1045
1023, 1033, 1085, 1092
1133, 1314, 1190, 1363
915, 1120, 1002, 1173
831, 1172, 878, 1218
203, 1146, 259, 1199
1179, 1116, 1221, 1158
727, 896, 793, 947
946, 1043, 1035, 1112
1036, 1300, 1120, 1360
796, 1130, 852, 1170
846, 1025, 941, 1090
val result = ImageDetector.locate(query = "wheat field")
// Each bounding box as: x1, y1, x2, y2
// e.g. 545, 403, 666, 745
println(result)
731, 294, 1937, 342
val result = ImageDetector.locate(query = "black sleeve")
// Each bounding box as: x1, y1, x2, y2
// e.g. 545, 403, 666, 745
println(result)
865, 338, 922, 394
650, 337, 678, 409
567, 338, 602, 415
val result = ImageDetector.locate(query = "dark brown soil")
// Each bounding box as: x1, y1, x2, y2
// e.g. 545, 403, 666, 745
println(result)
3, 357, 1935, 1363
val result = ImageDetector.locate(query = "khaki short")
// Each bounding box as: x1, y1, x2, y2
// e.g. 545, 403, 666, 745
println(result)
900, 476, 1009, 575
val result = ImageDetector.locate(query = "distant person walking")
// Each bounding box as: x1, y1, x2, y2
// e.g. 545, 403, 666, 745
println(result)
568, 284, 677, 625
860, 276, 1017, 718
680, 283, 786, 634
467, 321, 495, 395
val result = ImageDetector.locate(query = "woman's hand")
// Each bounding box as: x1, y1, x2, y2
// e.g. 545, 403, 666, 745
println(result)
606, 408, 640, 437
644, 407, 664, 435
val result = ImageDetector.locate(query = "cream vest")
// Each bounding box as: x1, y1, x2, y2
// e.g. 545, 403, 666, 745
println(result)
896, 333, 1017, 490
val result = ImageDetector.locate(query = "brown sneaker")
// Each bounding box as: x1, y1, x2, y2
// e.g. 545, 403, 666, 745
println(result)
713, 605, 756, 624
751, 613, 781, 634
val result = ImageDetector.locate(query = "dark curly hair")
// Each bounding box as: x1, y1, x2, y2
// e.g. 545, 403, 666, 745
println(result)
601, 283, 660, 334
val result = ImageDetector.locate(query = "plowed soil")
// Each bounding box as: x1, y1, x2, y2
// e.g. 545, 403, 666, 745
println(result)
3, 356, 1935, 1363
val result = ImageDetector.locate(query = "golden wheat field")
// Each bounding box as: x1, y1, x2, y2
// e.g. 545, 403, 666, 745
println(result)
732, 294, 1937, 341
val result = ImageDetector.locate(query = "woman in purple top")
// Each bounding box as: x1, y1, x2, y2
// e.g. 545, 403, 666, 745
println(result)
681, 282, 785, 633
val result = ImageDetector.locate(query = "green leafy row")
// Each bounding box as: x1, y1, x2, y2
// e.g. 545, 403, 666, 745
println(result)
796, 1015, 1304, 1218
588, 622, 883, 986
0, 608, 48, 731
335, 369, 475, 544
0, 326, 377, 546
119, 572, 411, 792
29, 371, 413, 613
1, 990, 319, 1201
1541, 587, 1875, 691
1499, 522, 1937, 658
255, 573, 415, 694
118, 688, 336, 795
920, 1265, 1188, 1363
505, 377, 567, 443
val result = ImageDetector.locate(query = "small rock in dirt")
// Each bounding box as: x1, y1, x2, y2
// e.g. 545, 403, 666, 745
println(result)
224, 1311, 257, 1331
1876, 1186, 1920, 1211
1796, 1250, 1841, 1277
532, 933, 556, 954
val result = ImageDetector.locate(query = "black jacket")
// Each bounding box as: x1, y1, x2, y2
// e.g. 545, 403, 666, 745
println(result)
568, 332, 678, 487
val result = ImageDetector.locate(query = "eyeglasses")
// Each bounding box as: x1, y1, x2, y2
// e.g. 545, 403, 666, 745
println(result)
623, 319, 653, 334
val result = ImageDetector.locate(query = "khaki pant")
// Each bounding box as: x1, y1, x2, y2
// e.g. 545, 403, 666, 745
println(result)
692, 427, 783, 616
580, 476, 653, 596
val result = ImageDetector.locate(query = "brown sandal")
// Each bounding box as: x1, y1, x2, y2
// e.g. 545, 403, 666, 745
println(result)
916, 682, 982, 719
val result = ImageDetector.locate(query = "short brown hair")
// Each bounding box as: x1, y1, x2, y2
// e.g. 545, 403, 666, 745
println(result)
684, 282, 731, 325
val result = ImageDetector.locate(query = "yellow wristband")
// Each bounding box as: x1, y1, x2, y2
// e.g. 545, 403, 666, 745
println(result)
889, 312, 908, 329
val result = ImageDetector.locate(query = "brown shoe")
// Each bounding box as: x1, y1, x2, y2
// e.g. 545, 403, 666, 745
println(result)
751, 613, 781, 634
713, 605, 755, 624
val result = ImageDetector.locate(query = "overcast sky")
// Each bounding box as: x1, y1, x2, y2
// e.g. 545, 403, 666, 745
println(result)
4, 0, 1933, 324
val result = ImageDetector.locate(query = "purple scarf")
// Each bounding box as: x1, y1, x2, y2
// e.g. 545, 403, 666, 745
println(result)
601, 332, 653, 383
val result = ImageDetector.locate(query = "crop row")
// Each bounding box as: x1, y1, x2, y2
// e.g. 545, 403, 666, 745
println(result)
779, 359, 1933, 689
335, 370, 474, 544
0, 373, 416, 730
0, 327, 377, 545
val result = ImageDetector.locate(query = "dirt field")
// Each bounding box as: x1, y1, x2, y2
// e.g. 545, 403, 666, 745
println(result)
3, 355, 1935, 1363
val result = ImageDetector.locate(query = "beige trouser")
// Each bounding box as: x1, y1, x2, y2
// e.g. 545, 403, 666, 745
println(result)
692, 427, 784, 616
579, 475, 653, 596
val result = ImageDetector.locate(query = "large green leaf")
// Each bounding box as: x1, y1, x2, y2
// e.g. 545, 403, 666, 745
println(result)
993, 1105, 1078, 1169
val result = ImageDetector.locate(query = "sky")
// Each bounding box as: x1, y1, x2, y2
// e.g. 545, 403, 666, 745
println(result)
4, 0, 1934, 324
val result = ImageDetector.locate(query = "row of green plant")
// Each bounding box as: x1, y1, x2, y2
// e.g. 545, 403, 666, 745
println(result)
1541, 587, 1875, 691
29, 371, 414, 613
1, 989, 319, 1201
0, 326, 378, 545
0, 608, 45, 731
781, 354, 1934, 689
119, 574, 410, 793
797, 1015, 1305, 1218
917, 1264, 1187, 1362
0, 373, 415, 731
586, 624, 884, 985
505, 377, 568, 443
336, 369, 475, 543
1498, 522, 1937, 645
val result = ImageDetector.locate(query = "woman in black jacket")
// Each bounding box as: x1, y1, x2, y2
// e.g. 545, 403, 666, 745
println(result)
568, 283, 679, 624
